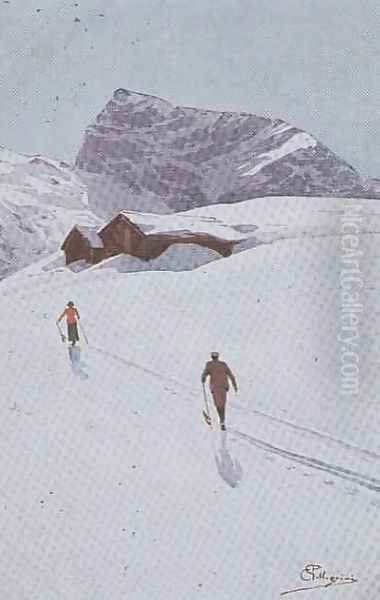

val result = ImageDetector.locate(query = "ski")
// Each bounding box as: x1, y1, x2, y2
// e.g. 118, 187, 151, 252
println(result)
202, 410, 212, 427
202, 384, 212, 428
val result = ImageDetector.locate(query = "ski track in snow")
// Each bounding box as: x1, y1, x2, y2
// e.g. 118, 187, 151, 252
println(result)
231, 404, 380, 463
85, 343, 380, 495
230, 429, 380, 493
90, 345, 178, 386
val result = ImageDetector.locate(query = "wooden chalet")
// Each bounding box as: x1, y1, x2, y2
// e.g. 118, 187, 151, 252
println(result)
98, 213, 145, 258
61, 225, 104, 265
61, 212, 235, 267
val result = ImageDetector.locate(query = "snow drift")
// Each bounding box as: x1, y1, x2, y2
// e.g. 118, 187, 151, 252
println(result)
89, 243, 222, 273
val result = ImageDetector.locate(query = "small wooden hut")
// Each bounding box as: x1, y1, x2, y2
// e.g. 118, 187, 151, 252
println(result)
98, 213, 146, 258
62, 212, 235, 266
61, 225, 104, 265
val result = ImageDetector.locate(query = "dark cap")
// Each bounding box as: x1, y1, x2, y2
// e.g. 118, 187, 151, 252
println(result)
211, 352, 219, 359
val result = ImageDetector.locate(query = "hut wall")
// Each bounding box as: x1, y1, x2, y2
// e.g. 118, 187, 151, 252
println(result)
62, 229, 92, 265
137, 232, 234, 260
100, 218, 144, 257
135, 236, 171, 260
90, 248, 105, 264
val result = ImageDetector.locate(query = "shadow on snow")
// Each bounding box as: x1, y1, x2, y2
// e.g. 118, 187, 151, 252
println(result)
214, 431, 243, 488
68, 346, 89, 380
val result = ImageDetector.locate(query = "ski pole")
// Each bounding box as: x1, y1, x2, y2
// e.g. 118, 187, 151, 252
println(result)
56, 321, 65, 342
79, 321, 89, 345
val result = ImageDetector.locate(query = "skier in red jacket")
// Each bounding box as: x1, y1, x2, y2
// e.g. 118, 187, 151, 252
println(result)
57, 301, 80, 346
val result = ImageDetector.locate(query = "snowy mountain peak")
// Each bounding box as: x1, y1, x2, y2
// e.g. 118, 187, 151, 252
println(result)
93, 88, 173, 133
112, 87, 172, 109
76, 90, 374, 215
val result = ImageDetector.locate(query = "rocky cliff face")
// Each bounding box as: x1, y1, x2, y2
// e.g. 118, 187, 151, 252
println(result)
76, 88, 372, 215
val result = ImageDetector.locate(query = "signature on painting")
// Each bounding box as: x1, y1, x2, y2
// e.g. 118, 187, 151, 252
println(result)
280, 563, 358, 596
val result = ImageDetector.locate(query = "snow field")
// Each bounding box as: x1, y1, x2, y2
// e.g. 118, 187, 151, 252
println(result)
1, 203, 380, 598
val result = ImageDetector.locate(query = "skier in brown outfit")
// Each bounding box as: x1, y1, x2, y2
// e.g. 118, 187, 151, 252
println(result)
201, 352, 238, 430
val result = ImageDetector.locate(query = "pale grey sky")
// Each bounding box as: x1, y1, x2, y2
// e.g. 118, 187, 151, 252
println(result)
0, 0, 379, 176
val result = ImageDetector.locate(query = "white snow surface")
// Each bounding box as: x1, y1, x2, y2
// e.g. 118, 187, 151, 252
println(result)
240, 132, 317, 177
0, 146, 100, 277
90, 243, 221, 273
1, 195, 380, 599
122, 194, 361, 243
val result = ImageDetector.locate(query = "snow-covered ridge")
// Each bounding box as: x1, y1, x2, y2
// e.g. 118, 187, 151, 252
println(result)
0, 146, 98, 278
0, 145, 71, 172
239, 132, 317, 177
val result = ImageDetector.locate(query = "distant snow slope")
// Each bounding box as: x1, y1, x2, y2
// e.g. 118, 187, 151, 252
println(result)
76, 88, 374, 216
0, 146, 100, 278
0, 195, 379, 599
22, 195, 378, 276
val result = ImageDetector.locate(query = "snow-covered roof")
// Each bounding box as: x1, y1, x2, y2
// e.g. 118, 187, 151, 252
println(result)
120, 210, 244, 241
101, 212, 144, 235
76, 225, 104, 248
148, 229, 227, 241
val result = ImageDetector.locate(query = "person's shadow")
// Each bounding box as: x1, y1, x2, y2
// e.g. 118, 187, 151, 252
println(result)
68, 346, 89, 380
214, 431, 243, 488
